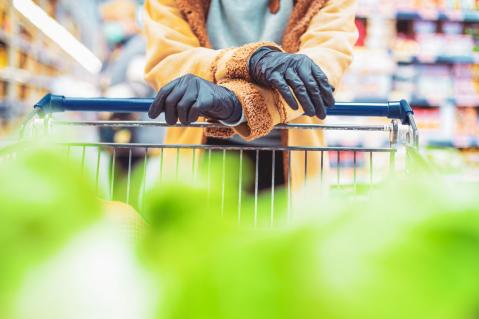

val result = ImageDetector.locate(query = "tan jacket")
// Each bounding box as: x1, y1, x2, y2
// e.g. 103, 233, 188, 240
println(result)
143, 0, 358, 190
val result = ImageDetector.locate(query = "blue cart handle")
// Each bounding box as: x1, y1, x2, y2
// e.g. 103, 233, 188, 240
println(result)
35, 94, 414, 125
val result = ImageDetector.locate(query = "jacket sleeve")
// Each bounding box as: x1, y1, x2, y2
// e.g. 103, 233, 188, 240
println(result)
300, 0, 358, 89
212, 0, 358, 132
272, 0, 359, 123
144, 0, 357, 140
143, 0, 216, 87
144, 0, 282, 140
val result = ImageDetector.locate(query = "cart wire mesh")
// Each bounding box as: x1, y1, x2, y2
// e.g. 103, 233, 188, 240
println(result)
4, 95, 419, 225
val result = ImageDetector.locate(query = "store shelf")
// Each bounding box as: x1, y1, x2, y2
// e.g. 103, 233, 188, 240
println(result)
396, 55, 479, 65
357, 9, 479, 22
347, 98, 475, 108
457, 146, 479, 151
16, 40, 68, 70
0, 0, 85, 120
0, 101, 9, 117
0, 29, 67, 70
0, 99, 30, 117
0, 29, 8, 44
0, 67, 53, 89
412, 98, 478, 107
452, 140, 479, 149
353, 2, 479, 167
396, 9, 479, 22
410, 99, 442, 107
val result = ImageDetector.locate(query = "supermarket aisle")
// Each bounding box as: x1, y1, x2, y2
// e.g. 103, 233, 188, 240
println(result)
2, 2, 479, 318
337, 0, 479, 175
0, 0, 479, 173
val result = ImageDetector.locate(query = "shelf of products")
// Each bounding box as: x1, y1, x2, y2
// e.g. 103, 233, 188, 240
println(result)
358, 9, 479, 23
357, 0, 479, 17
396, 10, 479, 22
0, 0, 81, 121
336, 0, 479, 157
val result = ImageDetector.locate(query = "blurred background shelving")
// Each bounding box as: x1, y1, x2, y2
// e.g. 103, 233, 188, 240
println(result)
2, 0, 63, 118
333, 0, 479, 167
0, 0, 106, 134
0, 0, 478, 173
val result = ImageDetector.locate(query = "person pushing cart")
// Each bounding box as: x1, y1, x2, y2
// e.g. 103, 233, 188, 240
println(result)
142, 0, 358, 191
30, 0, 417, 216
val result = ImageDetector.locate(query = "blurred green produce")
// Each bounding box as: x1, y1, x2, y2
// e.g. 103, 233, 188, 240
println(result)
312, 176, 479, 319
139, 156, 479, 319
0, 145, 102, 318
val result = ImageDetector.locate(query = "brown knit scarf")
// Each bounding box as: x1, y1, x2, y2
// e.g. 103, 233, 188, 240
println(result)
175, 0, 328, 52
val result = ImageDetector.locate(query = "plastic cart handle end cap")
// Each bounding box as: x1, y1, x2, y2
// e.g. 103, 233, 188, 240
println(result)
400, 99, 414, 124
34, 94, 66, 114
388, 100, 414, 124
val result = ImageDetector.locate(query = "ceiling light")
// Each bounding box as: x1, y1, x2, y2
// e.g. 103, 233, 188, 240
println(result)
13, 0, 102, 74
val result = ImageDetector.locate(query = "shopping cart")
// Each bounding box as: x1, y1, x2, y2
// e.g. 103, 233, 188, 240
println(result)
15, 94, 418, 223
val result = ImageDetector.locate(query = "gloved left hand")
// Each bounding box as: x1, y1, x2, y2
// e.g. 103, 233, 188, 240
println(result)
148, 74, 242, 125
249, 46, 335, 119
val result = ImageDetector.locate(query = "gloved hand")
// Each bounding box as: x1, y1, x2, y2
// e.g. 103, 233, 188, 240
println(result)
249, 46, 335, 119
148, 74, 242, 125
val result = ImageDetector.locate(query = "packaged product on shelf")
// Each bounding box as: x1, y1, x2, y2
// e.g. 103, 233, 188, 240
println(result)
0, 3, 8, 32
413, 107, 443, 147
456, 107, 478, 134
461, 0, 477, 10
414, 20, 437, 34
472, 64, 479, 96
0, 43, 7, 68
392, 65, 417, 100
453, 64, 479, 105
443, 21, 463, 35
0, 81, 6, 100
337, 48, 394, 100
393, 37, 420, 61
415, 34, 442, 60
443, 34, 475, 58
359, 0, 479, 13
355, 18, 367, 47
465, 24, 479, 52
417, 65, 453, 103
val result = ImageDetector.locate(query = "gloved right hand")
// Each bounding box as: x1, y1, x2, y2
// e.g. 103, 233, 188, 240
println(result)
249, 46, 335, 119
148, 74, 242, 125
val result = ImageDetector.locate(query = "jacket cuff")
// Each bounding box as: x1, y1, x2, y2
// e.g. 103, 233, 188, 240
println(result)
213, 42, 283, 82
204, 126, 236, 139
218, 79, 273, 141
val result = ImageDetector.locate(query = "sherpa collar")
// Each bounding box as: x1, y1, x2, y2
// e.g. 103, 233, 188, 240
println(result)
175, 0, 328, 52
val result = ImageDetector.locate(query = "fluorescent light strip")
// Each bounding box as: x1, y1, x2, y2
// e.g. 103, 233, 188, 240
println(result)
13, 0, 102, 74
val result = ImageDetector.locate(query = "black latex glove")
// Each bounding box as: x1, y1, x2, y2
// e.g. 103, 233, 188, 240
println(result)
148, 74, 242, 125
249, 46, 335, 119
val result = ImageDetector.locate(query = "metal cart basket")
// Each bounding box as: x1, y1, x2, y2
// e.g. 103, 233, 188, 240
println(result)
13, 94, 418, 224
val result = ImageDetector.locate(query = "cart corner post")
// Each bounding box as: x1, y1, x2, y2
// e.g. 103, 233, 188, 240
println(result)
34, 94, 66, 116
